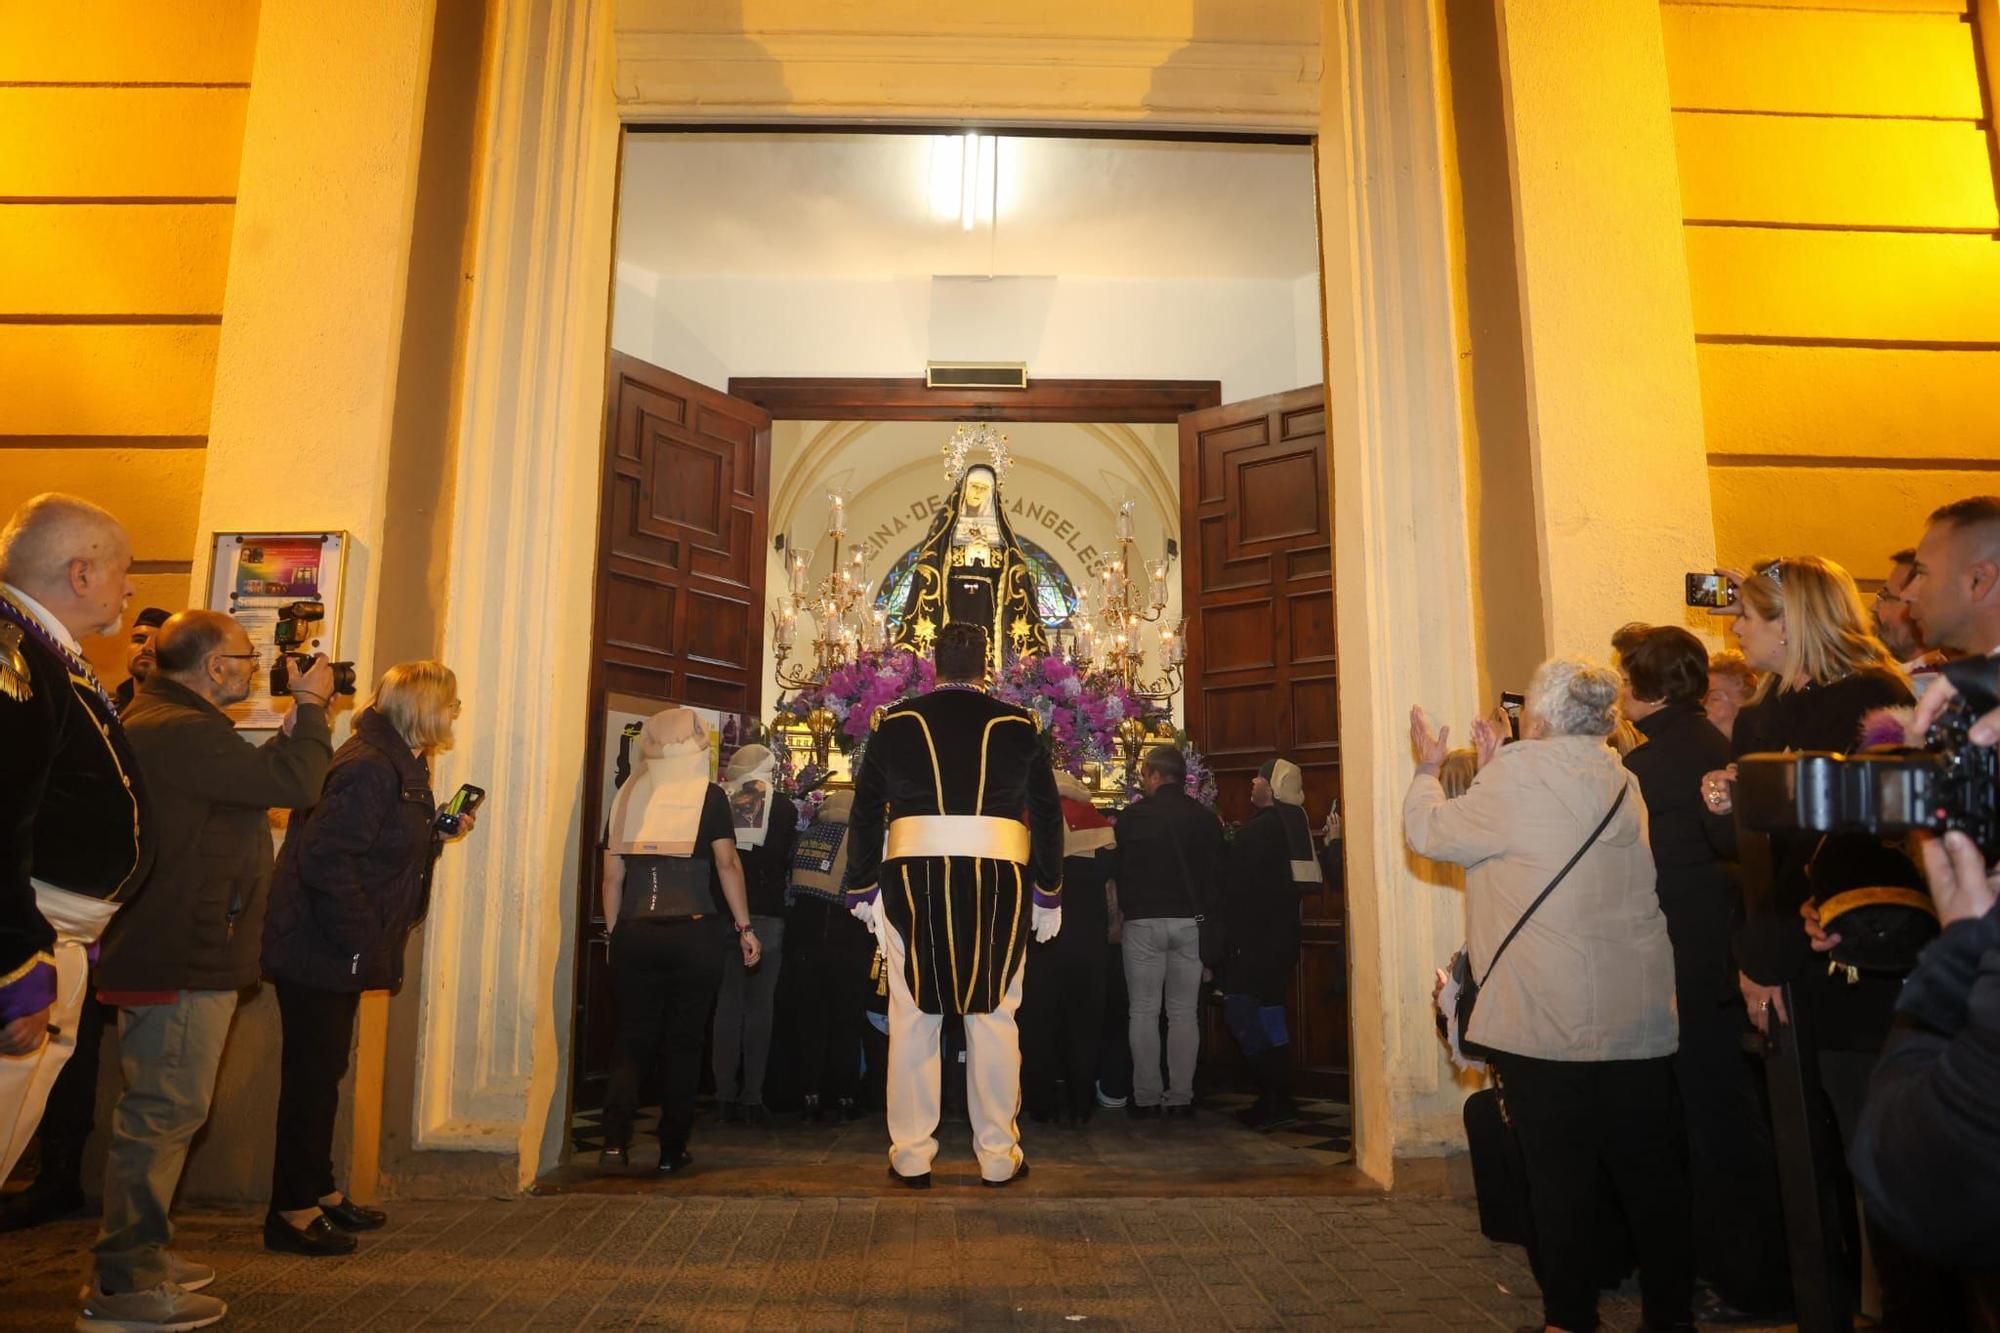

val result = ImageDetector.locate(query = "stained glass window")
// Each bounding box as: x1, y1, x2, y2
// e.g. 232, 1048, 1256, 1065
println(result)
875, 534, 1078, 629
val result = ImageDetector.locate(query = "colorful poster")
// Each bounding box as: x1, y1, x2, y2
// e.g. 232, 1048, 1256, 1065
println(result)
205, 532, 346, 730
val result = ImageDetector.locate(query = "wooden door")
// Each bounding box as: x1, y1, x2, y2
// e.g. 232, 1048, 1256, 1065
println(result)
570, 353, 772, 1111
1178, 386, 1348, 1094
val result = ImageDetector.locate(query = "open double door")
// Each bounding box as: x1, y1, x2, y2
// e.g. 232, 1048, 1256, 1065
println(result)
571, 354, 1344, 1111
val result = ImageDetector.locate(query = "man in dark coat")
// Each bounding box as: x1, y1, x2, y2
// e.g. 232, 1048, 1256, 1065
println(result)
0, 494, 145, 1193
844, 622, 1064, 1187
1615, 624, 1792, 1317
80, 610, 333, 1329
1220, 757, 1316, 1129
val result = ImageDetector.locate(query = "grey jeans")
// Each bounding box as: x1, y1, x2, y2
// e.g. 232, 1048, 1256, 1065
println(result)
711, 913, 784, 1104
1122, 917, 1202, 1107
95, 989, 239, 1292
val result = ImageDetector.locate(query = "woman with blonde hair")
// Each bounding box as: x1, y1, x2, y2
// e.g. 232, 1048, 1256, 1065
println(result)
1702, 556, 1910, 1036
261, 661, 477, 1255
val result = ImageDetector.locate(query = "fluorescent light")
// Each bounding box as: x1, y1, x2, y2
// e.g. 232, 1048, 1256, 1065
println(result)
961, 131, 979, 231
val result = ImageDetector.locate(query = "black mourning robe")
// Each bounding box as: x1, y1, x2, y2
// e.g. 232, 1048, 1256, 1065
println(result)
844, 686, 1064, 1015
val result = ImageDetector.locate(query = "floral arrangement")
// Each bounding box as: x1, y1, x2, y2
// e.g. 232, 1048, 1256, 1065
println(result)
992, 653, 1170, 778
773, 648, 936, 754
1179, 736, 1220, 808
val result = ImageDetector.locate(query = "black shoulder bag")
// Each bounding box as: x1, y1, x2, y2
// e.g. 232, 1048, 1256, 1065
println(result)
1449, 785, 1627, 1062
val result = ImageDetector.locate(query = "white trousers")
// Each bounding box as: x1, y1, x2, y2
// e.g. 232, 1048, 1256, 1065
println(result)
878, 917, 1025, 1182
0, 882, 118, 1182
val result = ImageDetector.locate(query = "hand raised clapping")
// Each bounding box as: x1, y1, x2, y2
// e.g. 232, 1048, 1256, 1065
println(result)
1409, 706, 1450, 773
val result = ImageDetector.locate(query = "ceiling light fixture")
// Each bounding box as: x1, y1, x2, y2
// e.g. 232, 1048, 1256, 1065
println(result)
929, 131, 998, 231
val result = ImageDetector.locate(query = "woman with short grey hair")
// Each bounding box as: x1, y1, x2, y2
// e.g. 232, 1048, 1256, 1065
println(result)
1405, 655, 1690, 1333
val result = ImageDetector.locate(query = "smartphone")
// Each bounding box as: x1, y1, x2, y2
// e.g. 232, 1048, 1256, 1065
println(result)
1499, 691, 1525, 741
436, 783, 486, 835
1685, 572, 1737, 609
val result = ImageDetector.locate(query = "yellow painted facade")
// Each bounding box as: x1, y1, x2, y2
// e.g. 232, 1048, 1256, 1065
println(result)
0, 1, 259, 682
1662, 0, 2000, 577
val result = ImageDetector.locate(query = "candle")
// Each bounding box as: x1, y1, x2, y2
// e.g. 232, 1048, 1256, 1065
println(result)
1148, 558, 1169, 610
1116, 500, 1135, 541
870, 607, 889, 651
828, 492, 847, 537
789, 549, 811, 597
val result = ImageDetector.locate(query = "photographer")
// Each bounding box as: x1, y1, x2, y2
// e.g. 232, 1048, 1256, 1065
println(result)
82, 610, 334, 1329
1847, 671, 2000, 1299
1407, 658, 1690, 1333
260, 662, 474, 1256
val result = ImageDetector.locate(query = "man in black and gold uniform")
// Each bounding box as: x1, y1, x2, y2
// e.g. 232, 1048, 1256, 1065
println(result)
845, 622, 1064, 1186
0, 494, 145, 1183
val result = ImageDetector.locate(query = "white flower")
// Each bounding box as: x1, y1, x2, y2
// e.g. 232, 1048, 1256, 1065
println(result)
1103, 696, 1125, 722
1056, 676, 1083, 699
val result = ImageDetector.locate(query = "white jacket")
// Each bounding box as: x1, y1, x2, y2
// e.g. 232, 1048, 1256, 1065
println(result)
1404, 735, 1677, 1062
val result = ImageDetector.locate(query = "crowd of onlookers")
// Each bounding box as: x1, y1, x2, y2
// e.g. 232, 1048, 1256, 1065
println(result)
7, 484, 1998, 1332
1406, 495, 2000, 1332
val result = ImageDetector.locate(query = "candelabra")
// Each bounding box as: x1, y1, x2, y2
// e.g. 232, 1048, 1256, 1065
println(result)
1052, 499, 1185, 705
772, 491, 890, 693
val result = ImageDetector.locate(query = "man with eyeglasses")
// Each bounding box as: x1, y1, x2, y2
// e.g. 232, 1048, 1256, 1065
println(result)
78, 610, 334, 1332
1872, 549, 1952, 682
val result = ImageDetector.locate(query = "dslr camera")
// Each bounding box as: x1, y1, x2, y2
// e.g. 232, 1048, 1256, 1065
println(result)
268, 600, 357, 698
1735, 655, 2000, 864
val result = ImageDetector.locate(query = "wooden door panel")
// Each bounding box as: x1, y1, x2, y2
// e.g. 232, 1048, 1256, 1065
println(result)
1180, 384, 1347, 1088
571, 353, 772, 1112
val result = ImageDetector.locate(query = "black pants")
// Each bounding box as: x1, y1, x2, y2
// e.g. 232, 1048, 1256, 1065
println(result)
1095, 940, 1132, 1102
603, 917, 724, 1154
270, 980, 361, 1212
1492, 1052, 1693, 1333
1021, 932, 1107, 1119
782, 898, 872, 1104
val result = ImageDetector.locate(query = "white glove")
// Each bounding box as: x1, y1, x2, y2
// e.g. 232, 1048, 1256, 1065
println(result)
1032, 903, 1062, 943
849, 898, 879, 935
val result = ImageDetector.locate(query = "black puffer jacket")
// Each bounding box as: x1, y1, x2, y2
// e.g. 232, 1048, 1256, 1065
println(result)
263, 708, 438, 992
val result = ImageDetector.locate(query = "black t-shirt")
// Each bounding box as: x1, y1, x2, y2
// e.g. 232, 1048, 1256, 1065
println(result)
619, 785, 737, 917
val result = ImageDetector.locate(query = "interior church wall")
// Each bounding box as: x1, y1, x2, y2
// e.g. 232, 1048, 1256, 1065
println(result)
611, 270, 1323, 404
762, 420, 1185, 723
1661, 0, 2000, 581
0, 0, 261, 684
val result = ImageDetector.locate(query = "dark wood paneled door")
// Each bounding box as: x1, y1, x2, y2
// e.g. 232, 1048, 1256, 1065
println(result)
571, 353, 772, 1111
1178, 385, 1348, 1094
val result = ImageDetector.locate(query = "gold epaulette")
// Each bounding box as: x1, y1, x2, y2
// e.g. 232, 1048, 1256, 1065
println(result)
870, 705, 889, 732
0, 621, 30, 704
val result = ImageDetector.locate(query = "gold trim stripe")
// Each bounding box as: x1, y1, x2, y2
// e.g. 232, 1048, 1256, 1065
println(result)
1819, 886, 1937, 925
883, 709, 946, 810
0, 948, 54, 989
901, 865, 919, 1005
975, 714, 1036, 810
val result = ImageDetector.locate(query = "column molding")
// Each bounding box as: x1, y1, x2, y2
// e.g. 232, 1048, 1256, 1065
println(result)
416, 0, 619, 1177
1317, 0, 1484, 1183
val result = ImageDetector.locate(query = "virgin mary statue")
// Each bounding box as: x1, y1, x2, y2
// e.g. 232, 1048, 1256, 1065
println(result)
890, 461, 1049, 668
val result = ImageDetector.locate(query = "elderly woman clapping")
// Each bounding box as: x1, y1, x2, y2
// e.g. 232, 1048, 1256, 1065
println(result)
1405, 657, 1690, 1333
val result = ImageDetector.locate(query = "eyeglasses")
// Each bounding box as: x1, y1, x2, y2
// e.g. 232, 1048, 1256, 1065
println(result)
1873, 586, 1907, 606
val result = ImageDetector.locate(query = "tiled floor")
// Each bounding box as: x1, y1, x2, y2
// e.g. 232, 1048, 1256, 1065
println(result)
4, 1193, 1631, 1330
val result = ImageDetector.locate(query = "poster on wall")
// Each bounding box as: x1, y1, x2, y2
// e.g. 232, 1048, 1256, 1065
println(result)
204, 531, 347, 730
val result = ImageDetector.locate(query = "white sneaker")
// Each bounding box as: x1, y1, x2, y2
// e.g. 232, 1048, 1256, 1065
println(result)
1094, 1080, 1128, 1109
162, 1254, 215, 1294
75, 1279, 226, 1332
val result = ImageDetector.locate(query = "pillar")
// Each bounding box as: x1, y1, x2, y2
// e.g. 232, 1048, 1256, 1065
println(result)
1318, 0, 1486, 1182
1496, 0, 1717, 655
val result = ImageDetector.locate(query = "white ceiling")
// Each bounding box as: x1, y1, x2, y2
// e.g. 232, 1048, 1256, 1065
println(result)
617, 132, 1320, 281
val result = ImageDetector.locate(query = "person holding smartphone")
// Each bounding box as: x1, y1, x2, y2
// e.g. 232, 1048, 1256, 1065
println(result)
259, 661, 474, 1256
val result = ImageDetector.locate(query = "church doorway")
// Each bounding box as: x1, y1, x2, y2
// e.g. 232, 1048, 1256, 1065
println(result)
572, 130, 1343, 1168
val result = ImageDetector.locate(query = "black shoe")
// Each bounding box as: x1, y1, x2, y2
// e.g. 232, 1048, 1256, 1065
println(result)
264, 1212, 358, 1256
658, 1149, 694, 1175
599, 1146, 630, 1174
0, 1175, 86, 1232
837, 1097, 861, 1122
740, 1102, 770, 1127
318, 1196, 387, 1231
719, 1101, 741, 1124
888, 1165, 931, 1189
1126, 1103, 1159, 1120
1167, 1104, 1195, 1121
1237, 1098, 1299, 1130
982, 1160, 1030, 1188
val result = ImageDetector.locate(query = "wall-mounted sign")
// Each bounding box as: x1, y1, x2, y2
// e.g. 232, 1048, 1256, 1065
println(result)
204, 531, 347, 730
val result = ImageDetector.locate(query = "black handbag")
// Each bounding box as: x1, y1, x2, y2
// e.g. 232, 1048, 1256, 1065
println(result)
1452, 786, 1627, 1062
619, 854, 715, 924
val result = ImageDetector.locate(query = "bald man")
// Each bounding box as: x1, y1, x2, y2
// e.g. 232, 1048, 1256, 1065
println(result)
0, 493, 145, 1188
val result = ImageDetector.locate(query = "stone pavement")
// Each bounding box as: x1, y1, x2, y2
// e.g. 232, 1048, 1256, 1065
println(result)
6, 1192, 1626, 1330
